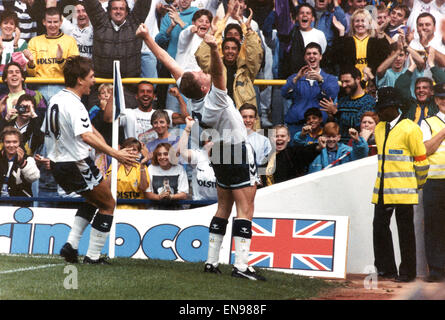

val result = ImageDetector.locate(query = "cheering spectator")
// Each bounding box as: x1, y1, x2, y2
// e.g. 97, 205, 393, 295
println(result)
308, 121, 369, 173
105, 137, 150, 210
293, 107, 324, 146
264, 124, 323, 186
383, 4, 410, 42
167, 9, 213, 113
60, 1, 93, 59
282, 3, 327, 79
343, 0, 367, 34
407, 12, 444, 82
395, 50, 445, 125
26, 6, 79, 102
313, 0, 347, 73
116, 81, 186, 146
83, 0, 151, 108
195, 13, 263, 120
332, 8, 390, 79
376, 41, 409, 88
281, 42, 339, 139
9, 0, 44, 42
146, 142, 189, 210
155, 0, 198, 61
0, 126, 40, 207
321, 66, 376, 143
146, 109, 181, 160
347, 111, 379, 156
406, 0, 443, 37
0, 10, 29, 76
155, 0, 198, 107
0, 62, 47, 121
175, 9, 213, 74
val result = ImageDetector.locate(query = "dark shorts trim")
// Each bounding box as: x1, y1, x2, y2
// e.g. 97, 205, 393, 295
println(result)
50, 157, 103, 194
210, 142, 259, 189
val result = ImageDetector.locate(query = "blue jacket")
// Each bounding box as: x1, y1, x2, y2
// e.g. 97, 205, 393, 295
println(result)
308, 137, 369, 173
315, 6, 347, 47
281, 69, 339, 124
155, 7, 198, 59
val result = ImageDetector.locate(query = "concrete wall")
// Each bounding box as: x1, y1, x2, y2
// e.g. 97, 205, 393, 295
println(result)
254, 155, 427, 275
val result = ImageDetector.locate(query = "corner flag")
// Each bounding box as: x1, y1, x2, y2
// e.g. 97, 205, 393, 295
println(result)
113, 60, 126, 120
109, 60, 126, 258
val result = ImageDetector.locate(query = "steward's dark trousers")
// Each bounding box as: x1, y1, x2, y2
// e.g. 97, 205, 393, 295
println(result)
373, 204, 416, 277
423, 179, 445, 275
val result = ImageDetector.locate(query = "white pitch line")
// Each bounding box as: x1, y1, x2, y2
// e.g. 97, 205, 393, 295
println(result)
0, 263, 65, 275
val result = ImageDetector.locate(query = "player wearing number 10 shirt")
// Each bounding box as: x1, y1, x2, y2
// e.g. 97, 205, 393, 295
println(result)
41, 55, 137, 265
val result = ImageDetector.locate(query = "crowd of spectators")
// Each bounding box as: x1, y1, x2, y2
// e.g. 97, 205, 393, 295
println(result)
0, 0, 444, 209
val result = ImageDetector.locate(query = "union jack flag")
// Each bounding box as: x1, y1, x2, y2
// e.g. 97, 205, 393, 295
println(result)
230, 218, 335, 271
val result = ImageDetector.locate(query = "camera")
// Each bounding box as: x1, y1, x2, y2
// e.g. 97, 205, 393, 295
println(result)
15, 104, 28, 115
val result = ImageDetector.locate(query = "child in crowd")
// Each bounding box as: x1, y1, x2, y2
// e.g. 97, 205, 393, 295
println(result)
89, 83, 113, 122
293, 107, 324, 146
89, 83, 113, 174
308, 121, 369, 173
105, 137, 150, 210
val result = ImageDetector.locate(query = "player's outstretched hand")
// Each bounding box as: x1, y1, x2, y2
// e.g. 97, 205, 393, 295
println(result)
116, 147, 139, 167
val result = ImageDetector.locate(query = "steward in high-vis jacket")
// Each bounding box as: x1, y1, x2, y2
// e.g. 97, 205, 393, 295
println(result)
419, 82, 445, 282
372, 86, 429, 283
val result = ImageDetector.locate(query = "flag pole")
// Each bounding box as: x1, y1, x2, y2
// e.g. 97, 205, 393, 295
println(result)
108, 60, 123, 258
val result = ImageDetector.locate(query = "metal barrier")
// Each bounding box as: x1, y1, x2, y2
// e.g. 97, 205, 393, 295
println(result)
0, 196, 217, 206
9, 77, 287, 86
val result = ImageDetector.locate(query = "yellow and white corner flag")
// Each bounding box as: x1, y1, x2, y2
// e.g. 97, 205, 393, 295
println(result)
109, 60, 126, 258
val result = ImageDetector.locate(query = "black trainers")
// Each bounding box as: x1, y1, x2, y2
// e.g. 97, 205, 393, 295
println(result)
232, 266, 266, 281
204, 263, 222, 274
60, 242, 78, 263
83, 256, 111, 265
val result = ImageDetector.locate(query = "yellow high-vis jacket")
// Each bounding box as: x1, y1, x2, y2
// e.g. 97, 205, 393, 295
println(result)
424, 116, 445, 179
372, 117, 429, 205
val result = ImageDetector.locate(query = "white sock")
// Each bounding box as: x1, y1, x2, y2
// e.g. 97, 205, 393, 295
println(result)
233, 236, 251, 272
86, 227, 109, 260
67, 216, 89, 250
206, 233, 224, 267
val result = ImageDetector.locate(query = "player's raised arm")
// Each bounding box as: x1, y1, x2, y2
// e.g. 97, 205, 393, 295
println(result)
136, 23, 184, 80
203, 33, 225, 92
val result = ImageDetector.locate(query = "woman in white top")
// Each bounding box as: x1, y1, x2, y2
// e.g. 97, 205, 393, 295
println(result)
146, 142, 189, 209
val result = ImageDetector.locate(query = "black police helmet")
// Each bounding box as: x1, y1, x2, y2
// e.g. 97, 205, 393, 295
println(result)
375, 86, 404, 111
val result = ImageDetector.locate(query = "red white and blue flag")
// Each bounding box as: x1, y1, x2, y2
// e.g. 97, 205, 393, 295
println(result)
230, 218, 335, 272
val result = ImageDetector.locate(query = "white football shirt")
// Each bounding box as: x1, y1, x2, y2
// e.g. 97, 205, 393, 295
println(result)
189, 84, 247, 145
41, 89, 93, 162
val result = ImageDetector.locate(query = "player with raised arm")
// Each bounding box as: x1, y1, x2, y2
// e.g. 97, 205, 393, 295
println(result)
42, 55, 138, 264
136, 22, 265, 281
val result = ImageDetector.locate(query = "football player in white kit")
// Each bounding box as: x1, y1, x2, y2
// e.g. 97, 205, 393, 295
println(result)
42, 55, 138, 264
136, 23, 265, 280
